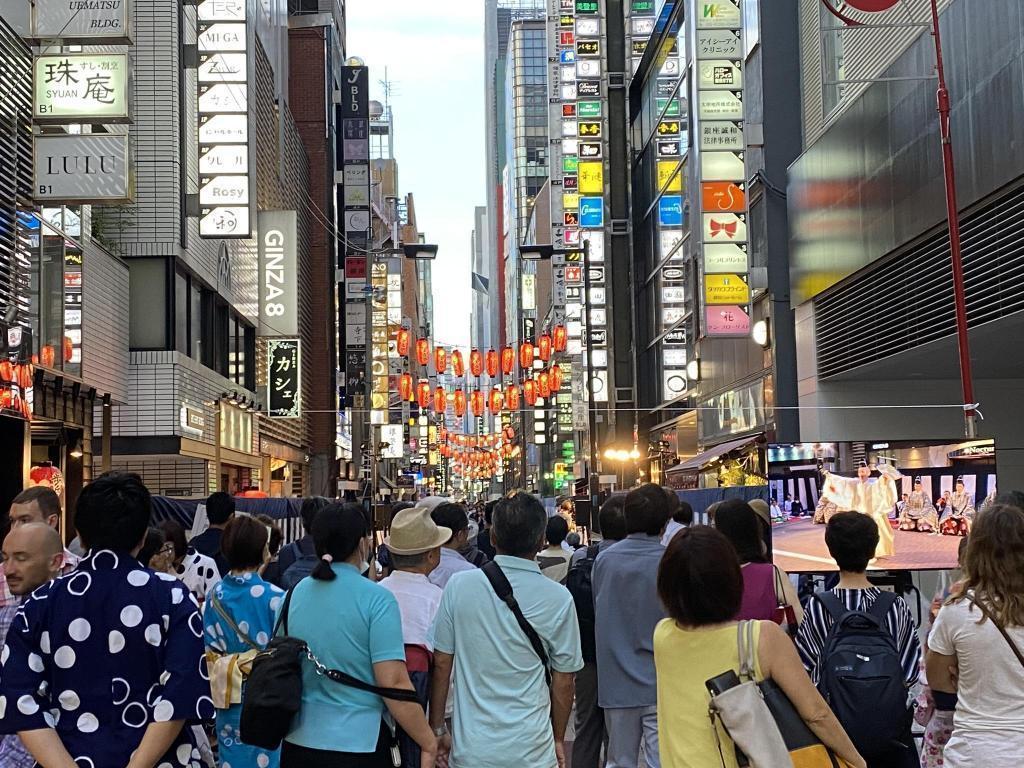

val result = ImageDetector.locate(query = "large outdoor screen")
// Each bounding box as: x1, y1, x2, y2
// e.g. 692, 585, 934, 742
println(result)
768, 440, 996, 573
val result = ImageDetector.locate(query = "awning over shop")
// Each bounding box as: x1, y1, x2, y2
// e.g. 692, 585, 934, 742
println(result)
665, 436, 759, 474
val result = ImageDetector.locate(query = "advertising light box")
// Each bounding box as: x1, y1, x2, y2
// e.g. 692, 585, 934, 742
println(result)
32, 0, 131, 43
34, 134, 131, 203
34, 54, 129, 122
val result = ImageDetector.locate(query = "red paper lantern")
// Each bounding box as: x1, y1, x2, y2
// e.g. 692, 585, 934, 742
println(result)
486, 349, 499, 378
439, 428, 448, 443
415, 339, 430, 367
40, 345, 56, 369
501, 346, 515, 375
435, 347, 448, 374
519, 342, 534, 371
416, 381, 431, 409
488, 388, 503, 414
396, 329, 412, 357
0, 388, 13, 409
470, 391, 485, 417
452, 350, 465, 377
0, 360, 13, 384
505, 384, 520, 411
523, 379, 538, 406
553, 325, 567, 352
550, 364, 563, 392
469, 349, 484, 377
63, 336, 73, 362
433, 386, 447, 414
538, 334, 552, 362
398, 373, 414, 402
453, 390, 467, 417
16, 364, 33, 390
538, 372, 551, 399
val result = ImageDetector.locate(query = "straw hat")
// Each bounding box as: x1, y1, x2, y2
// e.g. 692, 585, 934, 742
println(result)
748, 499, 771, 527
385, 507, 451, 555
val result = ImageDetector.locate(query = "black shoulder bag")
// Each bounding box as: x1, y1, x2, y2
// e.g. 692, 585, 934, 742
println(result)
240, 586, 421, 756
481, 560, 552, 686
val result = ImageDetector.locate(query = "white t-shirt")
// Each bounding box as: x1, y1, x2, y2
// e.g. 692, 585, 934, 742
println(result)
929, 595, 1024, 765
378, 569, 443, 650
661, 519, 686, 546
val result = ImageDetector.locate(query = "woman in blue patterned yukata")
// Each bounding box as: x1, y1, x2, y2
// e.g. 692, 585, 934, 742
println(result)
204, 514, 285, 768
0, 471, 215, 768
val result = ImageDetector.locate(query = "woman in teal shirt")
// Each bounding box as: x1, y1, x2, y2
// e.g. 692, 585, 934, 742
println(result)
280, 503, 437, 768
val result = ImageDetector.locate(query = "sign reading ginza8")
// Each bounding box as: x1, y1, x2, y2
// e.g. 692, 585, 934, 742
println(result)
34, 54, 129, 122
197, 0, 251, 239
267, 339, 302, 418
696, 0, 749, 337
258, 210, 298, 336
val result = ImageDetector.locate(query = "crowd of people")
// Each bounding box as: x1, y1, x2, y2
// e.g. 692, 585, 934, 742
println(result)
0, 473, 1022, 768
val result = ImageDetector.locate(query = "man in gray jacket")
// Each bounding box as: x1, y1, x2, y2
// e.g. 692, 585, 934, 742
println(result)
592, 484, 670, 768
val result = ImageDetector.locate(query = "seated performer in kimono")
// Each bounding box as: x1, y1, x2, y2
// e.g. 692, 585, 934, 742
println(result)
899, 478, 938, 532
821, 461, 899, 558
940, 478, 974, 537
812, 495, 840, 525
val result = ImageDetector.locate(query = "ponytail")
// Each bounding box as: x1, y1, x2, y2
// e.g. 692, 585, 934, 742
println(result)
310, 503, 367, 578
311, 553, 336, 581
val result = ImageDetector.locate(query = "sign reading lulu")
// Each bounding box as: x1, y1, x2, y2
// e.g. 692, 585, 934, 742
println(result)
197, 0, 252, 239
696, 0, 750, 337
257, 210, 298, 337
33, 134, 131, 203
31, 0, 132, 44
34, 54, 129, 122
267, 339, 301, 418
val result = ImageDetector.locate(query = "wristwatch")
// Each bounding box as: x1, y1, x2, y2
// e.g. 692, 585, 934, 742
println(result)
432, 725, 448, 737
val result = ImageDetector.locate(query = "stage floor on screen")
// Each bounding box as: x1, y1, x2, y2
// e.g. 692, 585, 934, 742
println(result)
772, 518, 962, 573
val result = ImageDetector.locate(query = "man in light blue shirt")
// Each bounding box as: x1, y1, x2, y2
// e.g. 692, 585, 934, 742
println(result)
592, 484, 671, 768
429, 503, 478, 589
430, 492, 583, 768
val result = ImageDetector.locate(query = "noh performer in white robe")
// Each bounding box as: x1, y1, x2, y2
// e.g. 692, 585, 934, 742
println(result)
820, 461, 899, 558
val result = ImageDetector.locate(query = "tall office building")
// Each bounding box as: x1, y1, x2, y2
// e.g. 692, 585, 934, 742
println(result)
484, 0, 545, 350
470, 206, 493, 354
626, 0, 802, 489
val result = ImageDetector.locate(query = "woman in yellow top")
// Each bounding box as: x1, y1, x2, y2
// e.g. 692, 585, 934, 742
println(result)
653, 526, 865, 768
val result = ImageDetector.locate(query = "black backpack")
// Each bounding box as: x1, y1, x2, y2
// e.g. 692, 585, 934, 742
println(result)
280, 539, 319, 590
812, 591, 910, 759
565, 545, 600, 664
241, 587, 419, 751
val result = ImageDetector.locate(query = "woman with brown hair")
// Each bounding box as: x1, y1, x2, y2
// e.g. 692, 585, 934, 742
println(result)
927, 503, 1024, 765
653, 526, 863, 768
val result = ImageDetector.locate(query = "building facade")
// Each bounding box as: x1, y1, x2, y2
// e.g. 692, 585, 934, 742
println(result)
788, 0, 1024, 488
627, 0, 802, 488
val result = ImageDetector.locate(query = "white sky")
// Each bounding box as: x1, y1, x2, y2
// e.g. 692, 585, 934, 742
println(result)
345, 1, 486, 351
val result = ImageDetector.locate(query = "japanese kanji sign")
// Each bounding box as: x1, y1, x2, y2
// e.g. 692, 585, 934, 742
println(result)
268, 339, 301, 418
34, 54, 128, 122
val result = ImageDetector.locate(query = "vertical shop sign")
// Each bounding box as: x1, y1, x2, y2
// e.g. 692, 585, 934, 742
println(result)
697, 0, 749, 336
197, 0, 251, 239
267, 339, 301, 418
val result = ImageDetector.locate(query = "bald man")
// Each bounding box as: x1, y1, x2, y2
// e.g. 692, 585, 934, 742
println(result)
1, 487, 79, 608
0, 523, 64, 768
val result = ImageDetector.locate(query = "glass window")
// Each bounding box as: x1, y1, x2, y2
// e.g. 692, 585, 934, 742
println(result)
175, 272, 189, 355
128, 259, 167, 350
190, 283, 202, 359
821, 3, 846, 115
743, 0, 760, 57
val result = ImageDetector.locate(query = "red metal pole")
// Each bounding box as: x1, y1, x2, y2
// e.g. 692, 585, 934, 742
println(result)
929, 0, 977, 438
